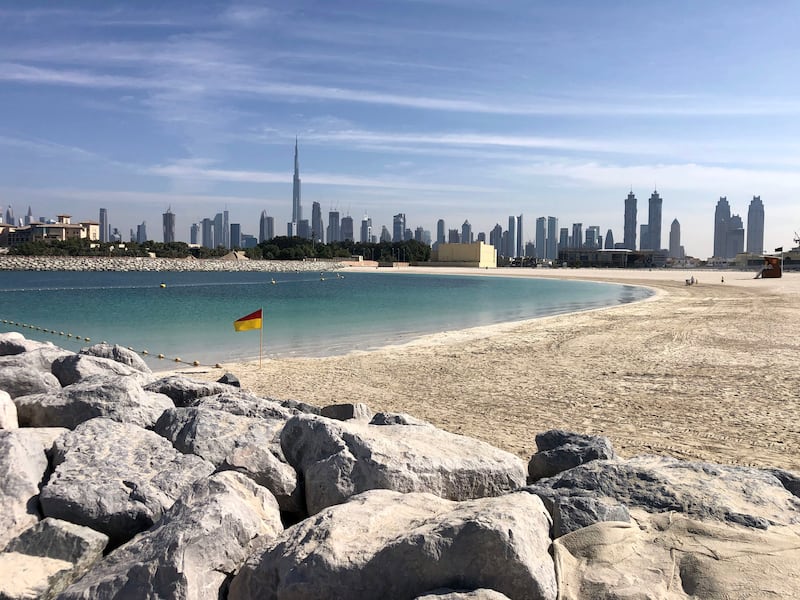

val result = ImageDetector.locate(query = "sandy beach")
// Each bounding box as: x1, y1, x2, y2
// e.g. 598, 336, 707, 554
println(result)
187, 267, 800, 472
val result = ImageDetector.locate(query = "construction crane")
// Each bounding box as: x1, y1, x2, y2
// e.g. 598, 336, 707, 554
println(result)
794, 231, 800, 247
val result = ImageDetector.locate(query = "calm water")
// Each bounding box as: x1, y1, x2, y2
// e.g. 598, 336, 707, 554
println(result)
0, 270, 651, 369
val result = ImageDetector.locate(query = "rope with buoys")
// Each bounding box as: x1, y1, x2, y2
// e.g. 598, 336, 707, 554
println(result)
0, 318, 222, 369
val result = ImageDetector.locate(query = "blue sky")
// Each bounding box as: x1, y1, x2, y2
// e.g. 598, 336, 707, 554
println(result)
2, 1, 799, 257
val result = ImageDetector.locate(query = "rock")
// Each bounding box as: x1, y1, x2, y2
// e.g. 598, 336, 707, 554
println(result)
0, 345, 73, 374
190, 390, 294, 420
144, 374, 239, 407
230, 489, 556, 600
415, 590, 511, 600
15, 376, 173, 429
0, 428, 67, 548
279, 398, 320, 415
525, 486, 630, 537
370, 411, 427, 426
40, 418, 215, 547
528, 429, 616, 482
554, 511, 800, 599
0, 365, 61, 399
0, 552, 73, 600
0, 389, 18, 429
766, 467, 800, 498
1, 518, 108, 599
153, 407, 302, 514
217, 372, 241, 387
320, 402, 373, 421
540, 455, 800, 529
59, 472, 283, 600
0, 331, 28, 355
80, 343, 151, 374
280, 414, 526, 515
51, 354, 138, 386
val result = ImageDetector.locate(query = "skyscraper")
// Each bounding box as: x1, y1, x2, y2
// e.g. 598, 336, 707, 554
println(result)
436, 219, 446, 245
393, 213, 406, 242
190, 223, 199, 245
604, 229, 614, 249
623, 191, 637, 250
312, 201, 323, 243
535, 217, 546, 260
5, 205, 14, 226
380, 226, 391, 242
506, 215, 516, 258
99, 208, 108, 243
647, 190, 663, 250
727, 214, 745, 258
586, 226, 601, 248
290, 138, 302, 236
136, 222, 147, 244
201, 218, 214, 248
259, 210, 274, 242
640, 224, 649, 251
24, 206, 32, 226
360, 215, 372, 243
162, 207, 175, 243
327, 211, 340, 243
669, 219, 682, 258
461, 220, 472, 243
223, 210, 230, 248
713, 197, 731, 258
747, 196, 764, 255
546, 217, 558, 260
230, 223, 241, 248
489, 224, 503, 251
571, 223, 583, 248
559, 228, 569, 252
515, 215, 523, 258
341, 216, 354, 242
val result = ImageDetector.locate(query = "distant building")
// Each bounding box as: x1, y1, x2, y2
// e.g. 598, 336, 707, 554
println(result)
646, 190, 663, 250
461, 220, 472, 244
586, 226, 600, 249
379, 225, 391, 243
415, 226, 425, 242
99, 208, 108, 243
190, 223, 199, 245
669, 219, 684, 259
571, 223, 583, 249
747, 196, 764, 255
393, 213, 406, 242
259, 210, 274, 242
559, 227, 569, 251
546, 217, 558, 260
640, 224, 649, 251
436, 219, 446, 245
289, 138, 302, 237
604, 229, 615, 249
360, 215, 372, 243
311, 201, 323, 243
136, 222, 147, 244
714, 196, 745, 259
297, 219, 310, 239
162, 207, 175, 243
515, 215, 523, 258
431, 241, 496, 268
327, 211, 340, 243
535, 217, 546, 260
506, 216, 516, 258
727, 214, 745, 258
623, 191, 637, 250
341, 216, 354, 242
230, 223, 242, 248
201, 218, 214, 248
448, 229, 460, 244
489, 224, 503, 251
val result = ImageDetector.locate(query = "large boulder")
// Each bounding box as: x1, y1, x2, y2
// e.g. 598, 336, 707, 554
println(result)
0, 365, 61, 398
0, 428, 67, 548
51, 354, 139, 386
280, 414, 526, 515
153, 407, 301, 513
190, 389, 294, 420
528, 429, 616, 482
144, 375, 236, 407
416, 591, 511, 600
525, 486, 631, 537
230, 489, 556, 600
0, 332, 59, 357
40, 418, 215, 547
59, 472, 283, 600
79, 343, 151, 374
320, 402, 373, 421
554, 511, 800, 599
0, 518, 108, 600
14, 376, 173, 429
0, 345, 73, 374
0, 389, 18, 429
0, 552, 73, 600
537, 455, 800, 529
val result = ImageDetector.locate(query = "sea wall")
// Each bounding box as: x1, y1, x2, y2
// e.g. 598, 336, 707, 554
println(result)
1, 333, 800, 599
0, 255, 345, 272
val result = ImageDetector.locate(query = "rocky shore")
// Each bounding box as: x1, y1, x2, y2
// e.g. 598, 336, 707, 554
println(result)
0, 255, 345, 272
1, 331, 799, 599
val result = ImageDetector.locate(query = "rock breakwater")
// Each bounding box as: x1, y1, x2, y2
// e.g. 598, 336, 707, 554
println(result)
1, 331, 799, 599
0, 255, 345, 272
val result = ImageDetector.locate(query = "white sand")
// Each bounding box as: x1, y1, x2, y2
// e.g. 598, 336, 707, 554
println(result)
181, 267, 800, 471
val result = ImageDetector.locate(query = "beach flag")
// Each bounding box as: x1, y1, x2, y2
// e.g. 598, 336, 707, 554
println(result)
234, 309, 263, 332
775, 246, 783, 252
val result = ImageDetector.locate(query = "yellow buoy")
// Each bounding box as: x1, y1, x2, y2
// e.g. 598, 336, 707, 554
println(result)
173, 357, 181, 362
84, 337, 91, 342
141, 350, 148, 355
157, 353, 165, 359
271, 278, 276, 285
160, 283, 166, 288
214, 363, 222, 369
192, 360, 200, 366
59, 332, 64, 336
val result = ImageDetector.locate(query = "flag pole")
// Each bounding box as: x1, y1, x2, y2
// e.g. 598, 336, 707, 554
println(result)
259, 306, 263, 369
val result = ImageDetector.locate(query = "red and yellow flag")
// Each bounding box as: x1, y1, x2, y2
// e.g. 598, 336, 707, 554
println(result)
233, 308, 263, 332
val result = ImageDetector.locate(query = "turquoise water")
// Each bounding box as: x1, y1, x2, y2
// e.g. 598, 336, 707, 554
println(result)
0, 270, 651, 369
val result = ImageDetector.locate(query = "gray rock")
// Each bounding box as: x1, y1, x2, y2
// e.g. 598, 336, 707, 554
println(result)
0, 428, 67, 548
230, 489, 556, 600
0, 345, 73, 374
320, 402, 373, 421
525, 486, 631, 537
40, 418, 215, 546
59, 472, 283, 600
370, 411, 427, 426
766, 467, 800, 498
15, 376, 173, 429
217, 372, 240, 387
0, 331, 29, 355
2, 518, 108, 599
279, 398, 320, 415
144, 374, 236, 407
0, 552, 74, 600
190, 390, 294, 420
153, 407, 302, 513
540, 454, 800, 529
0, 365, 61, 399
528, 429, 616, 482
281, 414, 527, 515
51, 354, 138, 386
0, 389, 18, 429
79, 343, 151, 374
416, 590, 511, 600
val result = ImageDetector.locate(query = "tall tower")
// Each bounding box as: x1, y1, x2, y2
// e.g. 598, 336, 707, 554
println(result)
669, 219, 682, 258
360, 214, 372, 243
623, 191, 637, 250
259, 210, 274, 242
713, 197, 731, 258
747, 196, 764, 255
223, 210, 230, 248
461, 220, 472, 244
604, 229, 615, 249
571, 223, 583, 248
546, 217, 558, 260
162, 206, 175, 243
289, 138, 302, 236
515, 215, 523, 258
311, 201, 323, 243
99, 208, 108, 243
393, 213, 406, 242
647, 190, 662, 250
727, 214, 745, 258
327, 210, 340, 243
506, 215, 516, 257
436, 219, 445, 245
535, 217, 546, 260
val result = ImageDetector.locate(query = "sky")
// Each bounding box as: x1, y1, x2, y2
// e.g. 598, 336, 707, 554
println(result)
2, 0, 799, 257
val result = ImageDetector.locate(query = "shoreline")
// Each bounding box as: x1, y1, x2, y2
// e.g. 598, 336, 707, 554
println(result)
184, 266, 800, 472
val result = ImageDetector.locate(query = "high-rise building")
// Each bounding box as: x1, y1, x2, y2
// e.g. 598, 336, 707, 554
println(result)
297, 219, 310, 239
162, 207, 175, 243
289, 138, 302, 236
5, 205, 14, 227
515, 215, 523, 258
311, 201, 323, 243
535, 217, 546, 260
327, 211, 340, 243
604, 229, 614, 249
489, 224, 502, 251
669, 219, 684, 259
461, 220, 472, 244
201, 218, 214, 248
747, 196, 764, 255
223, 210, 230, 248
436, 219, 446, 245
190, 223, 199, 245
506, 215, 516, 257
414, 226, 424, 242
477, 232, 486, 243
393, 213, 406, 242
230, 223, 241, 248
341, 216, 354, 242
571, 223, 583, 248
448, 229, 460, 243
559, 227, 569, 252
623, 191, 637, 250
259, 210, 274, 242
645, 190, 662, 250
136, 222, 147, 244
546, 217, 558, 260
24, 206, 32, 226
213, 213, 224, 248
713, 197, 731, 258
360, 215, 372, 243
379, 225, 391, 242
727, 214, 745, 258
99, 208, 108, 243
640, 224, 649, 250
586, 226, 601, 248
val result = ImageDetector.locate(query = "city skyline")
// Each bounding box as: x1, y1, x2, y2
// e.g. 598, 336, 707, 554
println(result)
2, 3, 799, 256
